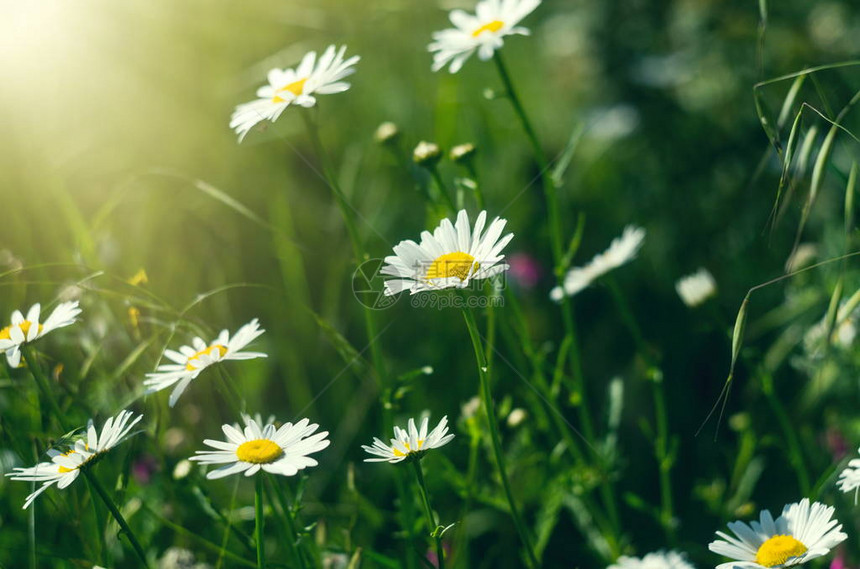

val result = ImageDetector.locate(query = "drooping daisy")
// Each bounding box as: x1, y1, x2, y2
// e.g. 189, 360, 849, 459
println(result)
675, 268, 717, 307
190, 415, 330, 479
708, 498, 846, 568
230, 45, 360, 141
837, 447, 860, 496
362, 416, 455, 464
550, 225, 645, 301
0, 301, 82, 367
429, 0, 541, 73
381, 210, 513, 296
608, 550, 695, 569
6, 410, 143, 508
144, 319, 266, 407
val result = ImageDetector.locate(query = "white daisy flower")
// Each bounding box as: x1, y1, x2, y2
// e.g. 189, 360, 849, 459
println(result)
362, 416, 455, 464
230, 45, 360, 142
550, 225, 645, 301
608, 550, 695, 569
190, 415, 330, 479
708, 498, 846, 568
381, 210, 513, 296
675, 268, 717, 307
0, 301, 82, 367
428, 0, 541, 73
837, 447, 860, 495
144, 319, 266, 407
6, 410, 143, 509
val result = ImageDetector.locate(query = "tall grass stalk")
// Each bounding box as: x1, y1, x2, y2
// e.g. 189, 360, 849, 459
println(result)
255, 475, 266, 569
411, 459, 445, 569
461, 305, 538, 568
82, 468, 150, 568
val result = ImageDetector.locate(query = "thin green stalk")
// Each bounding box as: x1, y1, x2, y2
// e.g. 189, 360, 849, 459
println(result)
265, 475, 309, 569
462, 306, 538, 569
606, 279, 674, 540
411, 460, 445, 569
82, 469, 150, 568
255, 475, 266, 569
464, 163, 485, 210
761, 373, 810, 493
22, 345, 68, 432
429, 166, 457, 212
84, 475, 108, 566
301, 109, 417, 569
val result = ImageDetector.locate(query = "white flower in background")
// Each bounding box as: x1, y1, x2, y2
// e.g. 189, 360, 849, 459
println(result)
609, 550, 695, 569
362, 416, 455, 463
190, 415, 329, 479
551, 225, 645, 301
837, 447, 860, 496
144, 319, 266, 407
230, 45, 360, 141
708, 498, 846, 568
381, 210, 513, 296
0, 302, 82, 367
676, 268, 717, 307
803, 295, 860, 354
429, 0, 541, 73
6, 410, 143, 508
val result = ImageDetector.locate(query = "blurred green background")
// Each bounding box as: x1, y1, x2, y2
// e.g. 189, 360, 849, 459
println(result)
1, 0, 859, 567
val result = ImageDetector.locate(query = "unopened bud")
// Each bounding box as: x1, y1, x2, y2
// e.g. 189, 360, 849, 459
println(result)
450, 143, 476, 164
413, 141, 442, 167
374, 122, 400, 145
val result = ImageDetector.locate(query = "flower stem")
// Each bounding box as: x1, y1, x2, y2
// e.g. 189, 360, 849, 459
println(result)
461, 306, 538, 568
265, 475, 309, 569
255, 475, 266, 569
429, 166, 457, 213
21, 345, 69, 432
411, 460, 445, 569
82, 468, 150, 568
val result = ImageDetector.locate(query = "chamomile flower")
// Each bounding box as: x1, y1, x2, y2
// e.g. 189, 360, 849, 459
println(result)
675, 268, 717, 307
381, 210, 513, 296
230, 45, 360, 141
429, 0, 541, 73
837, 447, 860, 495
609, 551, 695, 569
144, 319, 266, 407
0, 301, 82, 368
190, 415, 330, 479
362, 416, 454, 464
708, 498, 846, 568
6, 410, 143, 508
550, 225, 645, 301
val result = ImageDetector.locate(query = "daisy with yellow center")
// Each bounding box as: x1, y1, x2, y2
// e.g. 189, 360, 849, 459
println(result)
144, 318, 266, 407
708, 498, 846, 568
428, 0, 541, 73
0, 301, 81, 368
6, 410, 143, 509
190, 415, 330, 479
381, 210, 513, 296
362, 416, 454, 464
230, 45, 360, 142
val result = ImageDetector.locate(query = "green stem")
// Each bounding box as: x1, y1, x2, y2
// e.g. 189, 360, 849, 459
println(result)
430, 166, 457, 212
461, 306, 539, 568
82, 469, 150, 567
761, 372, 810, 494
493, 51, 623, 540
411, 460, 445, 569
302, 109, 417, 569
255, 475, 266, 569
22, 345, 68, 432
265, 476, 309, 569
464, 163, 485, 210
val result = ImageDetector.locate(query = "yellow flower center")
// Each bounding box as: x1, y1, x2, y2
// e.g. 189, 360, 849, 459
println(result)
425, 252, 478, 282
57, 449, 86, 474
0, 320, 43, 341
755, 535, 807, 567
272, 78, 308, 103
185, 344, 228, 371
472, 20, 504, 37
392, 439, 425, 457
236, 439, 283, 464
